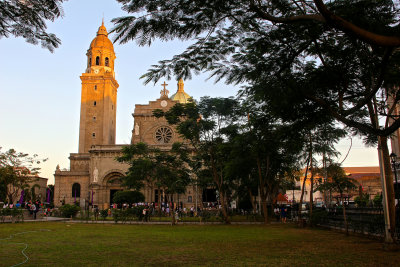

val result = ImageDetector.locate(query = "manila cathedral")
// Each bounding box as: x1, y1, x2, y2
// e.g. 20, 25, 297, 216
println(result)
54, 22, 198, 209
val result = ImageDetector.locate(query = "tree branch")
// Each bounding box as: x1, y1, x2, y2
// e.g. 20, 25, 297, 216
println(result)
342, 48, 393, 116
249, 0, 325, 24
313, 0, 400, 47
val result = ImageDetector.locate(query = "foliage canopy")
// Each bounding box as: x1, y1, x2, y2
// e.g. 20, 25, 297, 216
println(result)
0, 0, 66, 52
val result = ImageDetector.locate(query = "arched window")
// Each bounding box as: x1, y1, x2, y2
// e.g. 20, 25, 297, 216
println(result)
94, 101, 96, 106
72, 183, 81, 198
94, 85, 97, 91
96, 56, 100, 65
88, 57, 92, 67
105, 57, 109, 67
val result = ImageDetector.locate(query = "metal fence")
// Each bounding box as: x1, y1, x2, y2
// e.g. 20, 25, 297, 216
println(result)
306, 207, 400, 239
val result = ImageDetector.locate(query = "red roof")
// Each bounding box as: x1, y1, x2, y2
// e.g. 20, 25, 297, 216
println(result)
276, 193, 288, 202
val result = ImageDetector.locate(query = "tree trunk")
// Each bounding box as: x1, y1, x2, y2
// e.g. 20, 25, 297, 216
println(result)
209, 154, 230, 224
150, 185, 153, 205
170, 196, 176, 225
219, 190, 231, 224
256, 157, 269, 224
309, 133, 314, 221
340, 191, 349, 236
249, 189, 257, 214
379, 136, 396, 241
299, 157, 310, 227
158, 187, 161, 218
258, 183, 269, 224
309, 169, 314, 223
322, 153, 328, 206
261, 195, 268, 224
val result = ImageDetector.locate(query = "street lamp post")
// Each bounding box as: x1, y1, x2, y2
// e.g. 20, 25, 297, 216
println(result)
390, 152, 399, 204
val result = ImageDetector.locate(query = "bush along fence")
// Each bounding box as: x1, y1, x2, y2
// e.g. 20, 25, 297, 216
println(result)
308, 207, 400, 239
70, 207, 266, 224
0, 208, 24, 223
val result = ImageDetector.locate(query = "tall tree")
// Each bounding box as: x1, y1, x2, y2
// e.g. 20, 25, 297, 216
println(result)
155, 97, 241, 224
228, 102, 303, 223
0, 0, 66, 52
117, 142, 191, 224
301, 123, 346, 220
112, 0, 400, 240
315, 163, 358, 235
117, 142, 157, 192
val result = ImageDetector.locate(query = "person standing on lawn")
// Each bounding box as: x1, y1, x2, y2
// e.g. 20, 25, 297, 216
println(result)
281, 206, 287, 223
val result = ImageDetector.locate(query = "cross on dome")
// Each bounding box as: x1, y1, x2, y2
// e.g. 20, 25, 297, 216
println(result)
160, 81, 169, 98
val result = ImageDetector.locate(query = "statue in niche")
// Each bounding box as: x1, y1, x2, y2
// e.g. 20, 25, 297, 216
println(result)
93, 167, 99, 183
135, 123, 140, 135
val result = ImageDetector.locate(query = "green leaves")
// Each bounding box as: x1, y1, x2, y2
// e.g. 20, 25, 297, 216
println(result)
0, 147, 46, 202
112, 190, 145, 204
314, 163, 358, 194
0, 0, 65, 52
112, 0, 400, 140
117, 142, 191, 195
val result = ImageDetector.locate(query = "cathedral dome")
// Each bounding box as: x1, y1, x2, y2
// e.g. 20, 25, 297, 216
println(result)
89, 22, 114, 52
170, 79, 191, 104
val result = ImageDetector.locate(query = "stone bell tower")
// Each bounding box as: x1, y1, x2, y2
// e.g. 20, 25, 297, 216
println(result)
78, 21, 119, 153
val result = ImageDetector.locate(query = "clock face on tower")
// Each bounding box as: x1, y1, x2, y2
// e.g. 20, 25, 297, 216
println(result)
161, 100, 168, 107
94, 69, 99, 74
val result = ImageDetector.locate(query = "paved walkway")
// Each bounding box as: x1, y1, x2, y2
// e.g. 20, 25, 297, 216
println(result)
68, 220, 265, 225
1, 217, 69, 223
1, 217, 268, 224
25, 217, 70, 222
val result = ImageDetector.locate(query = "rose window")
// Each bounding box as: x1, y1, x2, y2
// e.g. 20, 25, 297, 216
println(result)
155, 126, 173, 144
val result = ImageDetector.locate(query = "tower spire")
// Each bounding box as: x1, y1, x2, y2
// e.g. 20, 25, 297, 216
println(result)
97, 17, 108, 36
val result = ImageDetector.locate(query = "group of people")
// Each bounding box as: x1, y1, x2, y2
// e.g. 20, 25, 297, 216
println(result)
2, 200, 48, 220
108, 202, 201, 217
27, 201, 40, 219
2, 202, 21, 209
98, 201, 209, 221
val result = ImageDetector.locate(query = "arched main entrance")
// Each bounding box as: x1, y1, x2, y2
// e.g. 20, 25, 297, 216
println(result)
102, 170, 124, 209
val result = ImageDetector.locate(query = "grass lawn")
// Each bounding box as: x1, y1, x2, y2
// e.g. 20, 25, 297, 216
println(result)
0, 222, 398, 266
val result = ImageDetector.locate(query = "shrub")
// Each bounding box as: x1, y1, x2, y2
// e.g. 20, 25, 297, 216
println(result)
132, 206, 145, 218
199, 210, 212, 222
0, 208, 24, 223
100, 209, 108, 220
373, 194, 382, 207
112, 191, 145, 205
310, 209, 328, 226
354, 194, 369, 207
59, 204, 80, 218
112, 209, 129, 223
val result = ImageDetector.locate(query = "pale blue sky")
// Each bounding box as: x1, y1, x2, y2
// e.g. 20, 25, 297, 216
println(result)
0, 0, 379, 184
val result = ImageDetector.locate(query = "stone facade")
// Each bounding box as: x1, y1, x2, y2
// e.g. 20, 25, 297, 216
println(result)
54, 23, 200, 209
